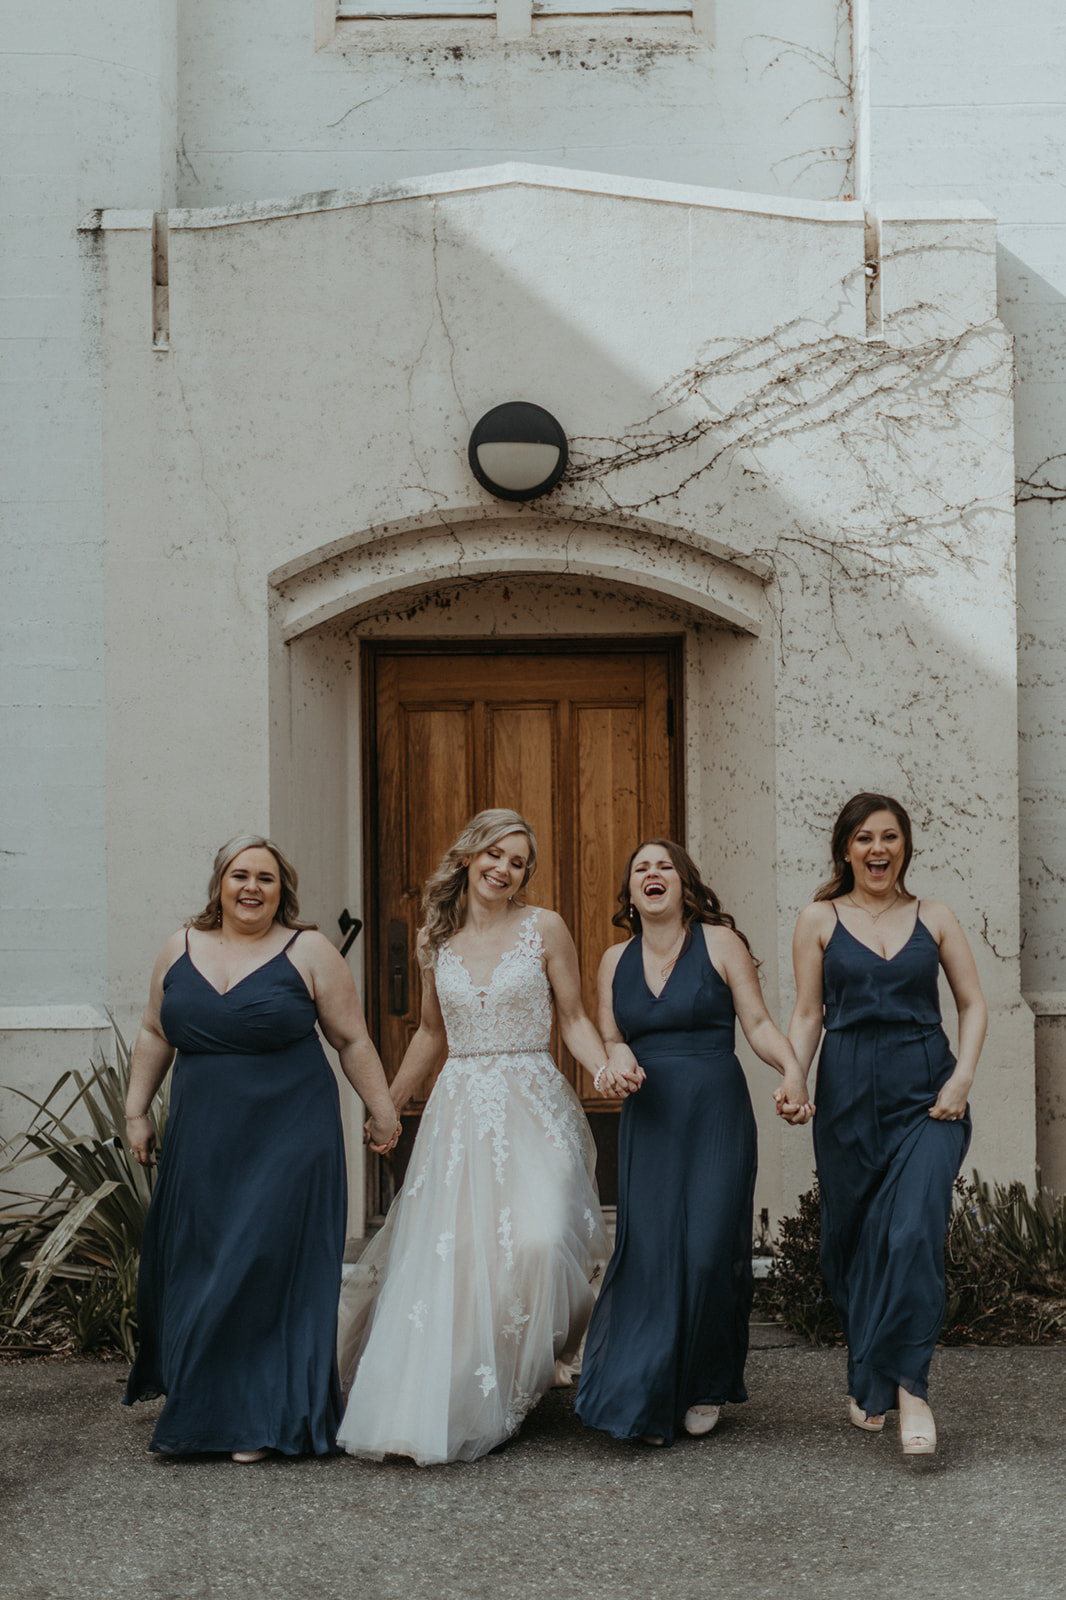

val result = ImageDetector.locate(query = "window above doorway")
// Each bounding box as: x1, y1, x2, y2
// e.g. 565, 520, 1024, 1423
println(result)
331, 0, 712, 41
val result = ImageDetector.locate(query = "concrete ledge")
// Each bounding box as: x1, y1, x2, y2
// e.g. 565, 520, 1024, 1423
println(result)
0, 1006, 112, 1030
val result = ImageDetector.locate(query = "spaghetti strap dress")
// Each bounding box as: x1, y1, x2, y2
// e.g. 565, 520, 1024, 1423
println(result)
123, 931, 347, 1456
813, 905, 971, 1418
576, 928, 756, 1445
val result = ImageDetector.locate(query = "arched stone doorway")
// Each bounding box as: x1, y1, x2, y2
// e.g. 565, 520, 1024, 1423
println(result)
269, 523, 784, 1235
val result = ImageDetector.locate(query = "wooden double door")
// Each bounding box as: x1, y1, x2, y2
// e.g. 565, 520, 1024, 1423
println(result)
364, 639, 681, 1212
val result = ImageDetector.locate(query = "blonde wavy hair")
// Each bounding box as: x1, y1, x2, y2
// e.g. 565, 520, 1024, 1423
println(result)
188, 833, 317, 932
420, 809, 537, 964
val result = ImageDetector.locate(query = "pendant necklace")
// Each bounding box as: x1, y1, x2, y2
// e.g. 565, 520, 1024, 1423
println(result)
844, 894, 898, 923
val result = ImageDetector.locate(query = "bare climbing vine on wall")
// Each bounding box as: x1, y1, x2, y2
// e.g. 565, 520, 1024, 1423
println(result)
743, 0, 856, 199
1017, 456, 1066, 506
561, 305, 1013, 657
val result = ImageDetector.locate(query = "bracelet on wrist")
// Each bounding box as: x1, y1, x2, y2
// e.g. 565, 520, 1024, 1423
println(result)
593, 1064, 609, 1092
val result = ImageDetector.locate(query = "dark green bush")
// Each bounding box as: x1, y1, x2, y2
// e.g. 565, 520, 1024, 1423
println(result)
756, 1180, 842, 1344
0, 1025, 165, 1360
757, 1171, 1066, 1347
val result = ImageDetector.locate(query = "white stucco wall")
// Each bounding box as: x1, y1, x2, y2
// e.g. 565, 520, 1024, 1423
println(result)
7, 0, 1063, 1213
174, 0, 856, 206
0, 3, 177, 1056
90, 171, 1032, 1226
864, 0, 1066, 1181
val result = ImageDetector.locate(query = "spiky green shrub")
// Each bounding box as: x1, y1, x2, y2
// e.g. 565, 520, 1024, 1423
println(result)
756, 1179, 842, 1345
941, 1173, 1066, 1344
0, 1024, 167, 1356
759, 1171, 1066, 1347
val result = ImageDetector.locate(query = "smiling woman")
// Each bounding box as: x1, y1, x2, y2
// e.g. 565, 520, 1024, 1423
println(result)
122, 834, 399, 1462
788, 793, 988, 1457
576, 839, 809, 1448
336, 808, 627, 1465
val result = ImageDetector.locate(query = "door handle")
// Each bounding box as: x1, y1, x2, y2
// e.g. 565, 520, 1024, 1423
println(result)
387, 919, 409, 1015
337, 909, 363, 958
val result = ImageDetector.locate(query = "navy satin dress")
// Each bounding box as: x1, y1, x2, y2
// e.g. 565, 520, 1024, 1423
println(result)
576, 928, 756, 1445
814, 907, 971, 1417
124, 932, 346, 1455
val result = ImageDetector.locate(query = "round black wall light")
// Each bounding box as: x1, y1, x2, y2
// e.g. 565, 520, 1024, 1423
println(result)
468, 401, 568, 502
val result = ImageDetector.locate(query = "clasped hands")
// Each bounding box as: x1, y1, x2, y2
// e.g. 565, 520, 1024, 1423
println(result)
364, 1111, 403, 1155
597, 1047, 645, 1099
774, 1072, 815, 1125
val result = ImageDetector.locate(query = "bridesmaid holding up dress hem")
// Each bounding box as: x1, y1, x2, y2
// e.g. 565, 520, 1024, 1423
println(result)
788, 793, 986, 1456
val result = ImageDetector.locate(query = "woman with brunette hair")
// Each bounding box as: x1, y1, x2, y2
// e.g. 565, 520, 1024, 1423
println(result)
124, 834, 399, 1460
789, 794, 986, 1455
576, 839, 809, 1447
336, 809, 629, 1465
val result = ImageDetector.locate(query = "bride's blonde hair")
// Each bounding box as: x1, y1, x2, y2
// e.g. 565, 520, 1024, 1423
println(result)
420, 808, 538, 964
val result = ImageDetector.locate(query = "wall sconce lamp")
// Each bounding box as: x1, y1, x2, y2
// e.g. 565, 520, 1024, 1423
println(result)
468, 401, 568, 502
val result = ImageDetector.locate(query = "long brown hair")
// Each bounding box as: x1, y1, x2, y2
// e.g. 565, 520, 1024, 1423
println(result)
188, 833, 317, 931
813, 793, 914, 902
420, 809, 537, 964
614, 838, 755, 958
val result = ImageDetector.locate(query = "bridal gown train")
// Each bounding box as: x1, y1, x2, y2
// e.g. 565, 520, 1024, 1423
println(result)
336, 909, 608, 1464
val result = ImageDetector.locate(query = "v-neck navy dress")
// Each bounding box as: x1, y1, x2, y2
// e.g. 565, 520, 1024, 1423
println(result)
576, 928, 756, 1445
813, 908, 971, 1417
124, 932, 346, 1455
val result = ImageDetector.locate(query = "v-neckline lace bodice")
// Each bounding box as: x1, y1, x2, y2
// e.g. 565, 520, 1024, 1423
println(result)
435, 910, 551, 1056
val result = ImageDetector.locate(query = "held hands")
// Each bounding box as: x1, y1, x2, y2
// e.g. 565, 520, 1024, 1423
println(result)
596, 1045, 645, 1099
125, 1113, 158, 1167
773, 1070, 815, 1126
365, 1112, 403, 1155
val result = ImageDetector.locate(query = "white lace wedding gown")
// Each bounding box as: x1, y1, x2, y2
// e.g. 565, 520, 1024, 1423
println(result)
336, 909, 608, 1464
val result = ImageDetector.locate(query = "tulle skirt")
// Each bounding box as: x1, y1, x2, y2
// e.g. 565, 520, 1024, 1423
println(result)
337, 1048, 607, 1465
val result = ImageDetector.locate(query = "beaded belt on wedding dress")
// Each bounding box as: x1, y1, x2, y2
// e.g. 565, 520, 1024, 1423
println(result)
448, 1047, 544, 1058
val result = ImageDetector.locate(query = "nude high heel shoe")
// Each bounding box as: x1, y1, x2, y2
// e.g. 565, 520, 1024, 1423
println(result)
848, 1398, 885, 1433
683, 1405, 721, 1437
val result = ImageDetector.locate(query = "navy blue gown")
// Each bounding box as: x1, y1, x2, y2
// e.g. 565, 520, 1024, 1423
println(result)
814, 907, 971, 1418
576, 928, 756, 1445
124, 932, 346, 1455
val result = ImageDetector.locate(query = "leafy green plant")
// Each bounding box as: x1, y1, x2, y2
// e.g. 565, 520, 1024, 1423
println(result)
758, 1171, 1066, 1348
757, 1180, 842, 1345
941, 1173, 1066, 1345
54, 1250, 140, 1359
0, 1022, 167, 1355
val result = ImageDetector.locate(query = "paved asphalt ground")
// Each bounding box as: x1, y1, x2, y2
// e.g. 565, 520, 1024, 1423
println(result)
3, 1329, 1065, 1600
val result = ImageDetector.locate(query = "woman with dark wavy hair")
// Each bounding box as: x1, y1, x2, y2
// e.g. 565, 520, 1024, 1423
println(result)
576, 839, 809, 1447
123, 834, 399, 1462
789, 793, 986, 1456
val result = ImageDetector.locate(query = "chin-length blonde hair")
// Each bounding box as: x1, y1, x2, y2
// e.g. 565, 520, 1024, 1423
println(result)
188, 833, 318, 932
420, 809, 537, 964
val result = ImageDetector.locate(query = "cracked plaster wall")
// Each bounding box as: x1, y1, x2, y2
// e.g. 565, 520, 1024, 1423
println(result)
9, 0, 1060, 1197
173, 0, 855, 206
864, 1, 1066, 1186
0, 2, 178, 1098
95, 175, 1032, 1214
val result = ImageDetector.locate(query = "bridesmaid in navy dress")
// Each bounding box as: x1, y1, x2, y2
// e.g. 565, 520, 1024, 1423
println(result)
788, 794, 987, 1456
123, 834, 399, 1460
576, 840, 810, 1447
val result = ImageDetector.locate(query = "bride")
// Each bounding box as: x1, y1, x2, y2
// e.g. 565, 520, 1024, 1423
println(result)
337, 809, 636, 1464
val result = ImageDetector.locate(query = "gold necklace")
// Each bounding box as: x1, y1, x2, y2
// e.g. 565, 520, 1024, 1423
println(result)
844, 894, 899, 923
650, 926, 686, 979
